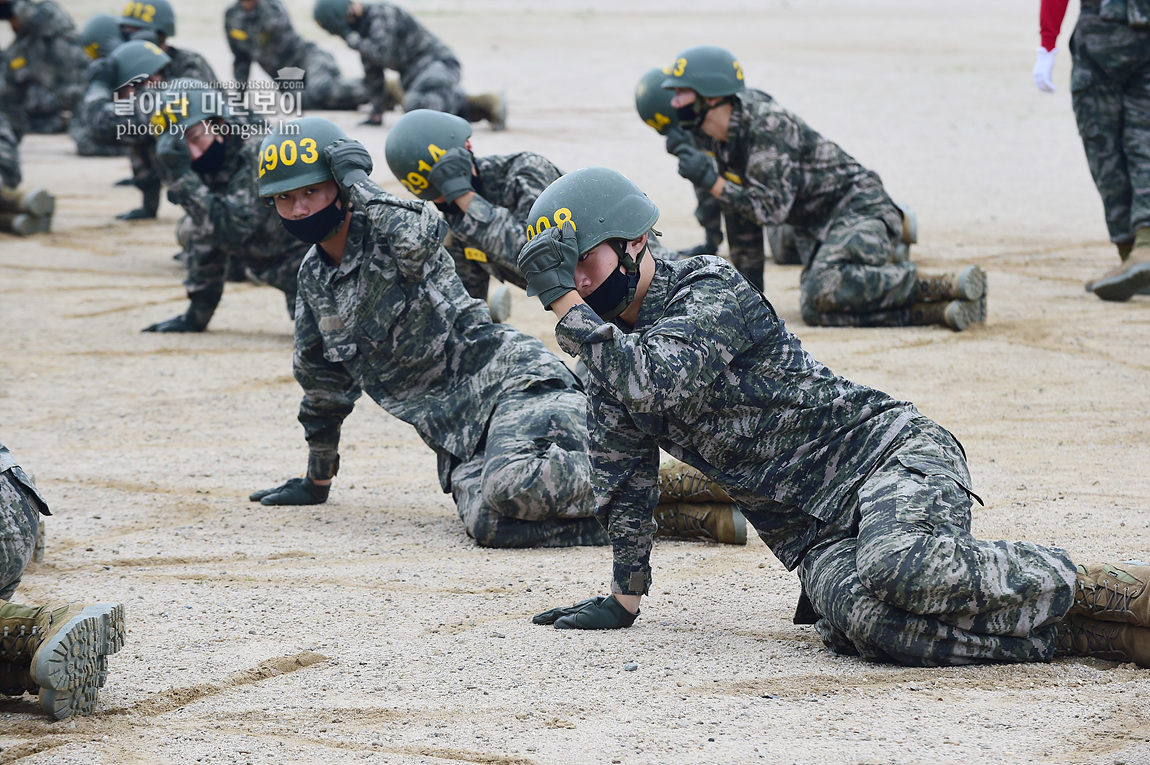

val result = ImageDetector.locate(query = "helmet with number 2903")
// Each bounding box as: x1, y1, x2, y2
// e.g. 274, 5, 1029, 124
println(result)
257, 117, 347, 198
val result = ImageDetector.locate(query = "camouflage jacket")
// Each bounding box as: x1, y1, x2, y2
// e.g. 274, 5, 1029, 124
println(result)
0, 111, 20, 188
709, 89, 902, 243
347, 1, 455, 88
0, 0, 87, 138
439, 152, 563, 288
225, 0, 315, 84
0, 441, 50, 515
163, 127, 309, 291
555, 255, 925, 595
293, 178, 577, 489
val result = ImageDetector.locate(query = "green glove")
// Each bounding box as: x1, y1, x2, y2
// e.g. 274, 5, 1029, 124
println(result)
553, 595, 638, 630
428, 146, 474, 203
517, 220, 578, 310
324, 138, 372, 189
142, 314, 204, 333
142, 284, 221, 332
155, 134, 192, 184
532, 597, 605, 625
663, 126, 692, 155
249, 477, 330, 505
673, 144, 720, 190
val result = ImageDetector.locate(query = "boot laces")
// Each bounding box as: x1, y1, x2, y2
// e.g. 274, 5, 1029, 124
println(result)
1077, 577, 1138, 616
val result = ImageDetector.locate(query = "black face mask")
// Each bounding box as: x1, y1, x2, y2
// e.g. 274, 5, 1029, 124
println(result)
0, 4, 13, 21
279, 196, 345, 245
675, 103, 700, 128
584, 267, 631, 320
191, 137, 227, 176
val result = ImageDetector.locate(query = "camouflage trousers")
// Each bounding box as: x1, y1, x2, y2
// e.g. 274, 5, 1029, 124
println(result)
69, 117, 130, 157
300, 47, 367, 112
797, 424, 1076, 666
0, 471, 41, 601
1069, 12, 1150, 242
696, 191, 814, 289
450, 383, 607, 548
799, 211, 918, 327
402, 58, 466, 117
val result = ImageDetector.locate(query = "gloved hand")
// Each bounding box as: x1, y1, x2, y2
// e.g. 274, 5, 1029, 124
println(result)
117, 206, 156, 220
324, 138, 372, 189
156, 134, 192, 180
142, 313, 205, 333
1033, 46, 1057, 93
663, 125, 692, 155
87, 56, 117, 91
673, 144, 720, 190
532, 597, 605, 625
344, 31, 363, 49
427, 146, 474, 203
249, 477, 330, 505
552, 595, 639, 630
517, 220, 578, 310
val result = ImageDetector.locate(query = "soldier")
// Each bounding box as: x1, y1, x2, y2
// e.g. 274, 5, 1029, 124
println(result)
142, 80, 310, 333
225, 0, 366, 111
0, 0, 88, 138
0, 439, 125, 719
70, 13, 129, 157
0, 110, 18, 189
1033, 0, 1150, 301
662, 46, 985, 330
249, 117, 744, 549
312, 0, 506, 129
383, 109, 556, 322
519, 167, 1150, 671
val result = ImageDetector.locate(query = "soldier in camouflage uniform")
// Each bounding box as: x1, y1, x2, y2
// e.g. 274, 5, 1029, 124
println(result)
68, 13, 129, 157
225, 0, 366, 111
313, 0, 506, 129
0, 0, 87, 138
663, 46, 986, 330
0, 439, 125, 719
521, 167, 1150, 670
248, 117, 603, 549
383, 109, 555, 324
0, 110, 19, 189
142, 80, 309, 332
1033, 0, 1150, 301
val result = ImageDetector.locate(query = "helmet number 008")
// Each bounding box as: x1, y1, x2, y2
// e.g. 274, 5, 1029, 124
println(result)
122, 2, 156, 23
259, 138, 320, 178
525, 208, 575, 241
399, 143, 447, 196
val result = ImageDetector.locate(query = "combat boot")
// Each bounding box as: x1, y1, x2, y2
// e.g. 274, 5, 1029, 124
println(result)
913, 265, 986, 303
1068, 561, 1150, 627
1091, 229, 1150, 302
0, 600, 125, 719
658, 459, 733, 504
907, 298, 984, 331
465, 92, 507, 131
0, 187, 54, 216
653, 502, 747, 545
0, 661, 38, 696
488, 284, 512, 323
1055, 614, 1150, 667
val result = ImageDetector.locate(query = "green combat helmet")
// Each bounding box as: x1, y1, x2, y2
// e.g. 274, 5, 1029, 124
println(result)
109, 39, 171, 90
635, 67, 679, 135
384, 109, 471, 201
314, 0, 351, 36
154, 78, 228, 133
80, 13, 125, 60
118, 0, 176, 39
526, 167, 660, 318
660, 44, 746, 98
257, 116, 347, 198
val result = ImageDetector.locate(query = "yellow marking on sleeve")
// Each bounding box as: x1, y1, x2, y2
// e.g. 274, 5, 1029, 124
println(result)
464, 247, 488, 263
723, 171, 742, 184
9, 57, 27, 70
228, 28, 249, 41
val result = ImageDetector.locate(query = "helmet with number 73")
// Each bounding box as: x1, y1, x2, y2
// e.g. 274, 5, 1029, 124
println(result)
635, 67, 679, 135
118, 0, 176, 39
383, 109, 471, 201
660, 45, 746, 98
257, 117, 346, 199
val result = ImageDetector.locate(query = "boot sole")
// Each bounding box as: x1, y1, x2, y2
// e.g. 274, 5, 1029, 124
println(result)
39, 672, 103, 719
488, 284, 512, 323
731, 507, 748, 545
32, 603, 125, 693
1092, 262, 1150, 302
943, 299, 984, 331
955, 265, 986, 301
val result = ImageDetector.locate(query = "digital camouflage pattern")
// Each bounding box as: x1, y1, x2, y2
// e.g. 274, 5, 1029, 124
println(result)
438, 151, 560, 300
707, 89, 917, 326
555, 255, 1076, 664
161, 128, 309, 324
0, 111, 20, 188
292, 177, 603, 548
1068, 0, 1150, 244
0, 0, 88, 138
0, 442, 50, 601
225, 0, 365, 110
346, 1, 464, 117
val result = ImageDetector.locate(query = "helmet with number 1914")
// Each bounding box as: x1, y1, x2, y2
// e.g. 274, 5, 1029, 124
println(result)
383, 109, 472, 201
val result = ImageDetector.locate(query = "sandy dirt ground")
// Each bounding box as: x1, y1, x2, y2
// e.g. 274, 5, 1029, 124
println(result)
1, 0, 1149, 762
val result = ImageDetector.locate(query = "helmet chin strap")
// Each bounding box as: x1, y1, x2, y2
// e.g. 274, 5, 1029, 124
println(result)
608, 238, 652, 307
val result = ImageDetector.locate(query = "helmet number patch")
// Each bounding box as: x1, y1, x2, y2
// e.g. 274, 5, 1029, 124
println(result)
733, 61, 744, 81
672, 58, 687, 77
398, 143, 447, 196
121, 2, 156, 24
259, 138, 320, 178
525, 207, 576, 241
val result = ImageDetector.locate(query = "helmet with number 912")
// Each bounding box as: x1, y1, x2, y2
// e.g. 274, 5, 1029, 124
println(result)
257, 117, 346, 199
110, 39, 171, 90
314, 0, 351, 36
383, 109, 471, 201
118, 0, 176, 39
660, 45, 746, 98
635, 67, 679, 135
81, 14, 125, 60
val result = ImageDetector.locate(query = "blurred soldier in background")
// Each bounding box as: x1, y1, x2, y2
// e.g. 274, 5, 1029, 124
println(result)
0, 0, 87, 138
